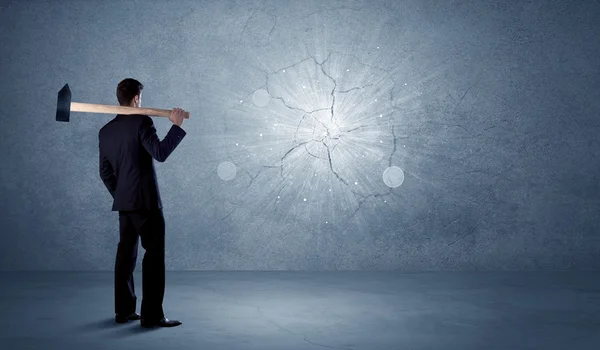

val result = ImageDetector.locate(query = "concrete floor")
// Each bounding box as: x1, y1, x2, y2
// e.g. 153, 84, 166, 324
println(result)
0, 271, 599, 350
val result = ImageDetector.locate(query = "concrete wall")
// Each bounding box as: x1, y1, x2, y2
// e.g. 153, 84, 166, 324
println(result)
1, 0, 599, 270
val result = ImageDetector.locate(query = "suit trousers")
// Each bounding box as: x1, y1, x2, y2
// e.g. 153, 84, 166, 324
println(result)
115, 208, 166, 321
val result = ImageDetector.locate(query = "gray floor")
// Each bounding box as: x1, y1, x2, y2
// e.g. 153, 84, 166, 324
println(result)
1, 271, 599, 350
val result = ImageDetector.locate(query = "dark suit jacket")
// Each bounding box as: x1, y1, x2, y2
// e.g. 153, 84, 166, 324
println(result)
98, 114, 186, 211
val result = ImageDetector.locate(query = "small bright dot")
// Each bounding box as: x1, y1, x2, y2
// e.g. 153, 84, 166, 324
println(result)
283, 69, 286, 72
404, 83, 407, 86
375, 99, 378, 102
240, 100, 243, 103
303, 198, 307, 201
329, 189, 332, 192
377, 46, 380, 49
314, 173, 317, 176
384, 200, 387, 203
235, 143, 239, 146
354, 182, 358, 185
325, 221, 328, 224
404, 145, 406, 147
277, 196, 280, 199
302, 86, 306, 89
259, 133, 263, 137
380, 114, 383, 117
346, 69, 350, 72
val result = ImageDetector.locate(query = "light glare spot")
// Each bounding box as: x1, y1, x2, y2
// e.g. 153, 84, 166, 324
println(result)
383, 166, 404, 188
217, 161, 237, 181
252, 89, 270, 107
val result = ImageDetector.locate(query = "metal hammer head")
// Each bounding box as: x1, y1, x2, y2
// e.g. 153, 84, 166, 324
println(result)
56, 84, 71, 122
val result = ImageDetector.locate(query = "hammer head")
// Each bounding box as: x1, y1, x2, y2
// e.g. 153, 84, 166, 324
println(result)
56, 84, 71, 122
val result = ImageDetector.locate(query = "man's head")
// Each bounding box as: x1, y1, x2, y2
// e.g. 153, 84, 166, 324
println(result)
117, 78, 144, 107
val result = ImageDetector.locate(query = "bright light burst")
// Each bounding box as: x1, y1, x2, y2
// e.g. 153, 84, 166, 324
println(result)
224, 51, 404, 225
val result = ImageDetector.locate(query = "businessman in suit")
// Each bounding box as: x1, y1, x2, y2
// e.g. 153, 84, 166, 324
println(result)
98, 78, 186, 328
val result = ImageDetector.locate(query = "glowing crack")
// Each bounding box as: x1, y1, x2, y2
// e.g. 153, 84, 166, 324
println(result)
222, 48, 403, 224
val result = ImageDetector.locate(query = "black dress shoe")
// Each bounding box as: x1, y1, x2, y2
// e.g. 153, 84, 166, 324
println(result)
115, 312, 141, 324
140, 317, 182, 328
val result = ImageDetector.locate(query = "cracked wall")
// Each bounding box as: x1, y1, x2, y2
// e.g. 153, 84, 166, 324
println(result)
0, 0, 599, 270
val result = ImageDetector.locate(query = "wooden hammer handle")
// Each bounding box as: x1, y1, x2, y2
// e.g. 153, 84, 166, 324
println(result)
70, 102, 191, 119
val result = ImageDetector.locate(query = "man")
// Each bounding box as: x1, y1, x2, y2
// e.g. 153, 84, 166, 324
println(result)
98, 78, 186, 328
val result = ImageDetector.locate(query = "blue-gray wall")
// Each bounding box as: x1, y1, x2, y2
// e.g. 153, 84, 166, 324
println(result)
1, 0, 599, 270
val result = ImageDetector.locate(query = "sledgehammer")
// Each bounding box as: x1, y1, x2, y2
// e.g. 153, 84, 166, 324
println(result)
55, 84, 191, 122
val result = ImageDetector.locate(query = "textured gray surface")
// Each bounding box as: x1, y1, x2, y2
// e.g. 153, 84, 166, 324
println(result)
1, 271, 600, 349
0, 0, 599, 270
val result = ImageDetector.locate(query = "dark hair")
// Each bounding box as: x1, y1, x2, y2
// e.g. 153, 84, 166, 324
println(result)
116, 78, 144, 106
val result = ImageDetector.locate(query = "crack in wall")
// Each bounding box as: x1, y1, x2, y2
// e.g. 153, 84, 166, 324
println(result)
219, 45, 405, 223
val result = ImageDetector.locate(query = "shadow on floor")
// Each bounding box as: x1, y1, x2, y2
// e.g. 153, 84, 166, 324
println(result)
74, 317, 161, 336
113, 324, 161, 337
74, 317, 120, 331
